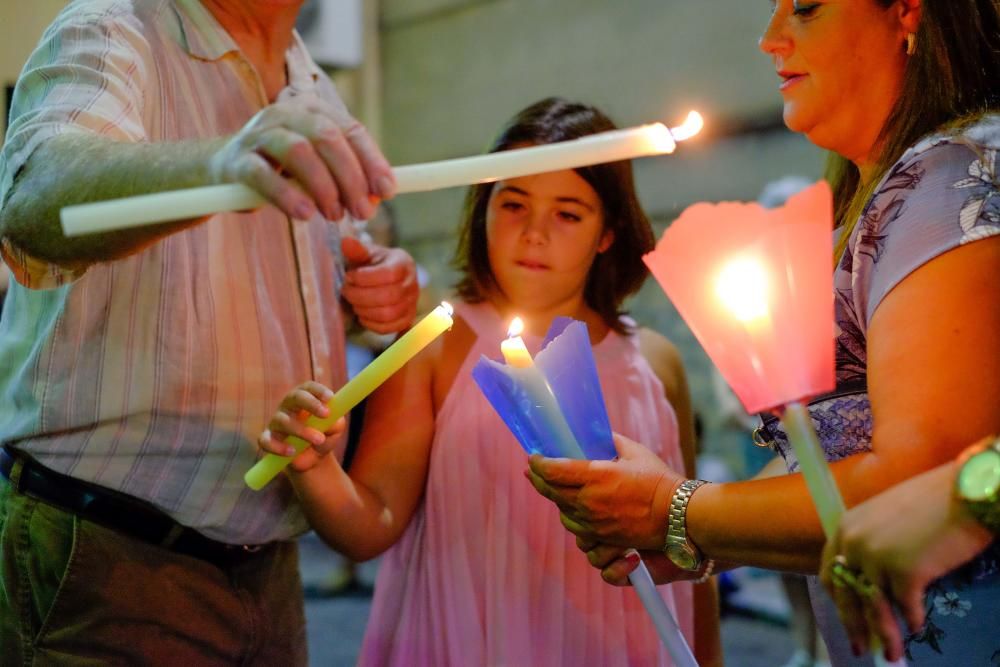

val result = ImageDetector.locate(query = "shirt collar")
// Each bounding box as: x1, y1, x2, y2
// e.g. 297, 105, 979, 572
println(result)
171, 0, 241, 61
171, 1, 321, 91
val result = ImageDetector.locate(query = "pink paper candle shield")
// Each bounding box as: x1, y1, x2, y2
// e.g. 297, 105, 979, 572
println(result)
643, 180, 836, 414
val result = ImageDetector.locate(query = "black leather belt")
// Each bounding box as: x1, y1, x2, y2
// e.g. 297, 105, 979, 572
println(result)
0, 447, 271, 569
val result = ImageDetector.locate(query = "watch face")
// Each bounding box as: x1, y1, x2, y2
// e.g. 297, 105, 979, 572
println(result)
958, 449, 1000, 502
666, 544, 698, 570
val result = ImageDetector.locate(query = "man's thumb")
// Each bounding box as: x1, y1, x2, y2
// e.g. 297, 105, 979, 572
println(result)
341, 235, 372, 267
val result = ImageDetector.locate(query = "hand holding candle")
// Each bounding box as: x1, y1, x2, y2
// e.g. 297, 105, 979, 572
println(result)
60, 112, 703, 237
643, 181, 844, 537
474, 317, 697, 666
245, 301, 454, 490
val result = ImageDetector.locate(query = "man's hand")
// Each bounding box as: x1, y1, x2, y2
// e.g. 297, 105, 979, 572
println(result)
340, 236, 418, 334
526, 433, 683, 550
209, 98, 395, 222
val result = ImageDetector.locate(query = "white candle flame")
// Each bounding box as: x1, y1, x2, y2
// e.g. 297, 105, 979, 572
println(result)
507, 316, 525, 338
669, 111, 704, 142
715, 257, 769, 322
440, 300, 454, 317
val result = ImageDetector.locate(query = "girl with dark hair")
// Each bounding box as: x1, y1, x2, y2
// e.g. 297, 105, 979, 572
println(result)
527, 1, 1000, 665
259, 98, 719, 665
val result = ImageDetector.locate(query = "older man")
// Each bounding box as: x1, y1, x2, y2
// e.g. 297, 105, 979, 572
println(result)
0, 0, 418, 662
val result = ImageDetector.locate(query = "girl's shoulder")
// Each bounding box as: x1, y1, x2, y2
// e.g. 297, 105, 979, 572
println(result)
428, 299, 492, 411
634, 326, 686, 394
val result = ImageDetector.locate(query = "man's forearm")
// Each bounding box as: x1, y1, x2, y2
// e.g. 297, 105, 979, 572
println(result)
0, 134, 224, 263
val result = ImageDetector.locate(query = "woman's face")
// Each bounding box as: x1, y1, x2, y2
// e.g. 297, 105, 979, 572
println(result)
759, 1, 916, 169
485, 169, 612, 315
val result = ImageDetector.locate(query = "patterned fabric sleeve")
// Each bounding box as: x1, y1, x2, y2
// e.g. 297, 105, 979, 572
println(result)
851, 137, 1000, 329
0, 5, 151, 288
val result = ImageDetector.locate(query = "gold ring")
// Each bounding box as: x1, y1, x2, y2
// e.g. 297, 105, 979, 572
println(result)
830, 555, 879, 600
751, 425, 774, 449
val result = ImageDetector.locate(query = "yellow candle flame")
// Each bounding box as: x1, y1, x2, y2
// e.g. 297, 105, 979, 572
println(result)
670, 111, 704, 142
715, 257, 769, 323
507, 316, 525, 338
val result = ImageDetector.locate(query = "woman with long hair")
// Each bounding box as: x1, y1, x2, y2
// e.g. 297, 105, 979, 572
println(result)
528, 1, 1000, 664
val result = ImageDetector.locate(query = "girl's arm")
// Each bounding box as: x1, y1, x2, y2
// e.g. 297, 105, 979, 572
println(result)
637, 328, 696, 477
284, 316, 478, 561
279, 334, 443, 561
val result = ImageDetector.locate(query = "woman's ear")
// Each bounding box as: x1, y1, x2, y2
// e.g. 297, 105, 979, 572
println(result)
597, 229, 615, 254
896, 0, 922, 36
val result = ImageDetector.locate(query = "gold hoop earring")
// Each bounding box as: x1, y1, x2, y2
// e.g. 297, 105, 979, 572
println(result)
905, 32, 916, 56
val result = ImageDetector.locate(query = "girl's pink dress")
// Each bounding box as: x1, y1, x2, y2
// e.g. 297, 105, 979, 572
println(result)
358, 301, 695, 666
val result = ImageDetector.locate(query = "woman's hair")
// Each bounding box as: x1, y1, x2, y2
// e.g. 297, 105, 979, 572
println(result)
452, 97, 655, 334
830, 0, 1000, 260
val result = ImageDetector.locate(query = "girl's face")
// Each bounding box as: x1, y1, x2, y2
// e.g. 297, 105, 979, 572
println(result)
485, 169, 612, 316
759, 0, 916, 171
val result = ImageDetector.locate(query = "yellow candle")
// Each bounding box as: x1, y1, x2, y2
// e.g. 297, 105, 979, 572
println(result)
244, 301, 455, 490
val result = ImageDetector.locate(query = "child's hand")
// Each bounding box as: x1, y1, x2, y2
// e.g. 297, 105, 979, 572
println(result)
258, 381, 346, 473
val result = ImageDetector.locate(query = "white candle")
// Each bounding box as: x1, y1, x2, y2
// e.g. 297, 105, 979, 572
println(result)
500, 318, 585, 460
60, 114, 702, 237
498, 319, 697, 664
499, 317, 534, 368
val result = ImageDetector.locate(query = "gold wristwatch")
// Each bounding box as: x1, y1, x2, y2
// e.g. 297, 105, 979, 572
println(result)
955, 435, 1000, 533
664, 479, 707, 570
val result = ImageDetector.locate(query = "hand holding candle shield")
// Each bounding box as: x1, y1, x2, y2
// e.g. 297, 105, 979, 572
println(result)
59, 112, 703, 236
473, 318, 697, 667
244, 302, 454, 490
643, 181, 844, 536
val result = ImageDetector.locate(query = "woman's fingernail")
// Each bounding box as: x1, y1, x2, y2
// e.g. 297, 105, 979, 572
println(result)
624, 549, 641, 566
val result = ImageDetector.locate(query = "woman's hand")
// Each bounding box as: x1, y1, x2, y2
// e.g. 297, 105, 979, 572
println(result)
820, 460, 994, 661
526, 432, 684, 550
258, 381, 346, 473
575, 535, 692, 585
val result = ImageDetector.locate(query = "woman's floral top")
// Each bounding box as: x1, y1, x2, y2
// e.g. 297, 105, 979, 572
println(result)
759, 114, 1000, 665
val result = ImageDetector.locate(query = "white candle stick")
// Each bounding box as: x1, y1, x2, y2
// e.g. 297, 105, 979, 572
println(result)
629, 558, 699, 667
778, 401, 846, 538
60, 113, 702, 237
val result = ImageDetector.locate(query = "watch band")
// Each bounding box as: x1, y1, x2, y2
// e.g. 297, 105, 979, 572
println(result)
665, 479, 708, 570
